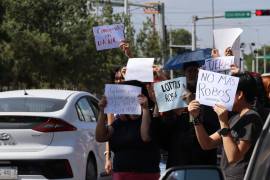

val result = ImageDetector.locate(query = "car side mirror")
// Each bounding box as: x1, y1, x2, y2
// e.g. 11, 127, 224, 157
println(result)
160, 166, 224, 180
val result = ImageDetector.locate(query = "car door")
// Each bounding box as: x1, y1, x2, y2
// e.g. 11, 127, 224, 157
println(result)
244, 114, 270, 180
75, 96, 105, 175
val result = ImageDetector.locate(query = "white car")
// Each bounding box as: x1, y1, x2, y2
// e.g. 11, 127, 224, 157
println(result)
0, 89, 105, 180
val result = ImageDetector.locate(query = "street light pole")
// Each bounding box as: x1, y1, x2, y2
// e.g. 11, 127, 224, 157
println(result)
192, 16, 197, 51
256, 50, 259, 73
124, 0, 128, 14
212, 0, 215, 48
264, 46, 266, 73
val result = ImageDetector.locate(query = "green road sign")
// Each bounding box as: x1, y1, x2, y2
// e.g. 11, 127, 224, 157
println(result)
258, 55, 270, 59
225, 11, 251, 18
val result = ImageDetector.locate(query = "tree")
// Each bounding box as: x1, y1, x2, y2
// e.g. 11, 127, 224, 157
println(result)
0, 0, 137, 95
243, 45, 270, 73
136, 17, 161, 62
169, 28, 191, 55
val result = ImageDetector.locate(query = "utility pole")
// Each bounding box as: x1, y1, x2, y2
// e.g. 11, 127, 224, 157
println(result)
160, 2, 166, 66
256, 50, 259, 73
192, 15, 224, 51
212, 0, 215, 48
264, 46, 266, 73
124, 0, 128, 14
192, 16, 198, 51
169, 31, 173, 79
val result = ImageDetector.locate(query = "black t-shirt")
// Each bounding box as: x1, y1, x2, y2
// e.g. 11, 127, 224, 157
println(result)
157, 105, 220, 168
220, 109, 263, 180
109, 118, 160, 173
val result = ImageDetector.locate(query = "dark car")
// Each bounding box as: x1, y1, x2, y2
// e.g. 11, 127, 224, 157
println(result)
160, 113, 270, 180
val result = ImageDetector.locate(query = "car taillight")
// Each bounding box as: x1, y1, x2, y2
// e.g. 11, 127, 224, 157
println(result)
32, 118, 77, 132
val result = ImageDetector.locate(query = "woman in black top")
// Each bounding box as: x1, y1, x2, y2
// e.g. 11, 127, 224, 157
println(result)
188, 72, 263, 180
96, 94, 160, 180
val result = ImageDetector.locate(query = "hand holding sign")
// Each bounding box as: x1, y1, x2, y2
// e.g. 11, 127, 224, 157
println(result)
98, 96, 107, 111
213, 104, 229, 123
138, 94, 148, 109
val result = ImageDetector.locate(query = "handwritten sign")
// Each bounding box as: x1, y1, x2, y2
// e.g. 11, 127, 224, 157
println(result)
204, 56, 235, 72
93, 24, 124, 51
154, 77, 187, 112
104, 84, 142, 115
125, 58, 154, 82
195, 69, 239, 111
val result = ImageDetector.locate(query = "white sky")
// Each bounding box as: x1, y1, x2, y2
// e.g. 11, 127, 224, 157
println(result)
119, 0, 270, 52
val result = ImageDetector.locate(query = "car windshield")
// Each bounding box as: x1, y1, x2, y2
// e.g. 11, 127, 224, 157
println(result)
0, 98, 67, 112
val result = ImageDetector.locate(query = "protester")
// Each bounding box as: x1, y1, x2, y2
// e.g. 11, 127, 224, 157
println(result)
148, 61, 219, 169
213, 48, 269, 123
96, 81, 160, 180
188, 72, 263, 180
103, 66, 127, 175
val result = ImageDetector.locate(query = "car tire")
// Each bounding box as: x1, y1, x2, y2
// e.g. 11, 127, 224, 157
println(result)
86, 158, 97, 180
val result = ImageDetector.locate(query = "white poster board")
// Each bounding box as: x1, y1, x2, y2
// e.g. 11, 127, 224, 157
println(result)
125, 58, 154, 82
214, 28, 243, 67
195, 69, 239, 111
204, 56, 235, 72
93, 24, 124, 51
154, 77, 187, 112
104, 84, 142, 115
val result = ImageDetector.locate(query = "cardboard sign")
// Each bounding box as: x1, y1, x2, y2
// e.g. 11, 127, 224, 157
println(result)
154, 77, 187, 112
195, 69, 239, 111
93, 24, 124, 51
104, 84, 142, 115
204, 56, 235, 72
125, 58, 154, 82
214, 28, 243, 67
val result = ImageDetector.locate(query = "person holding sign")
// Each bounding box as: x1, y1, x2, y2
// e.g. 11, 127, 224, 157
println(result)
103, 66, 127, 175
96, 89, 160, 180
151, 61, 219, 169
188, 72, 263, 180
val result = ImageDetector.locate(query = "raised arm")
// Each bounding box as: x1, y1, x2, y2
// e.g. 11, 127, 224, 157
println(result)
95, 96, 113, 142
214, 104, 252, 164
188, 100, 221, 150
138, 94, 152, 142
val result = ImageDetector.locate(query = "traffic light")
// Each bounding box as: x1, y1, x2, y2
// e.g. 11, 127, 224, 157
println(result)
255, 9, 270, 16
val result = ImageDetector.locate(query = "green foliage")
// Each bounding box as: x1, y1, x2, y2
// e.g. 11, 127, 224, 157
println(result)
169, 28, 191, 55
0, 0, 136, 94
0, 1, 206, 94
243, 45, 270, 73
136, 17, 161, 63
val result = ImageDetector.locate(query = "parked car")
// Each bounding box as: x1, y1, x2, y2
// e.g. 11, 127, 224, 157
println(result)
0, 89, 105, 180
160, 113, 270, 180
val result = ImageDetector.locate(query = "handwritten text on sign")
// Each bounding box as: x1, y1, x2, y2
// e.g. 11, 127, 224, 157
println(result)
204, 56, 235, 72
104, 84, 142, 115
195, 69, 239, 111
93, 24, 124, 51
154, 77, 187, 112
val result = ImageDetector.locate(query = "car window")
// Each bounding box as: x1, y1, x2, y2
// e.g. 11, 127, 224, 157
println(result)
87, 97, 99, 121
0, 98, 66, 112
76, 97, 96, 122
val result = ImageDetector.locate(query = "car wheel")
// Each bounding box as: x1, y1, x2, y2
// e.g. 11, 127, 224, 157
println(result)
86, 158, 97, 180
